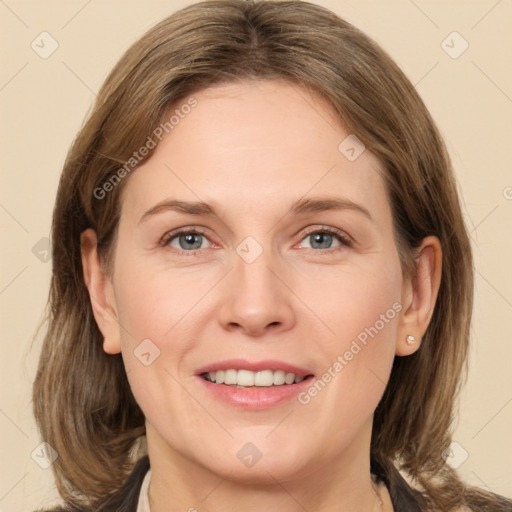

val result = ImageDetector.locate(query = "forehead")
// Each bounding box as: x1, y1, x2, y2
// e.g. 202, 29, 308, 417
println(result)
120, 79, 389, 223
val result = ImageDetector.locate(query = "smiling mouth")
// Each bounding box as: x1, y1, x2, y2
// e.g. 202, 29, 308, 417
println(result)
200, 369, 314, 388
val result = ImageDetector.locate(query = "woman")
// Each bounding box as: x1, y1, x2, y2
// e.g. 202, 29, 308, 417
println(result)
32, 1, 512, 511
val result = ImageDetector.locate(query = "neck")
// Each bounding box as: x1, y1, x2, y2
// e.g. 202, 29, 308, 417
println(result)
146, 417, 385, 512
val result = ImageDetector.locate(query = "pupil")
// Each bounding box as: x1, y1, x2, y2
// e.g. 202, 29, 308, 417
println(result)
181, 233, 202, 250
311, 233, 332, 249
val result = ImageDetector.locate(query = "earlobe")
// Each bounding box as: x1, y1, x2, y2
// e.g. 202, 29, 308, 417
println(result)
396, 236, 442, 356
80, 228, 122, 355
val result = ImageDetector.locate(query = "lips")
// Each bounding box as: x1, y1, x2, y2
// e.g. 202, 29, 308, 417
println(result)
195, 360, 315, 410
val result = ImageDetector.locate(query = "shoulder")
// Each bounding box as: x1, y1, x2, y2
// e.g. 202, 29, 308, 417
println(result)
34, 455, 150, 512
372, 455, 512, 512
371, 456, 426, 512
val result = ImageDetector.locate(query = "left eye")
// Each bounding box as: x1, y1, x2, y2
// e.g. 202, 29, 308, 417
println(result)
299, 230, 349, 250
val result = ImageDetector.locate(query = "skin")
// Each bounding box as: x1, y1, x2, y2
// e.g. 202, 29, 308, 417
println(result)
81, 79, 442, 512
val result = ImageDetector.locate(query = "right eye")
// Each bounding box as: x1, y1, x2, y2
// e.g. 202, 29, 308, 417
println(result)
160, 228, 215, 254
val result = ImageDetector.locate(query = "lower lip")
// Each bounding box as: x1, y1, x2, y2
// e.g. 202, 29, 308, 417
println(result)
196, 375, 315, 410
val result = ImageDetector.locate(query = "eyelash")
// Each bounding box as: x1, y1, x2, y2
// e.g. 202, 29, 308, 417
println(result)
159, 225, 352, 255
300, 225, 352, 252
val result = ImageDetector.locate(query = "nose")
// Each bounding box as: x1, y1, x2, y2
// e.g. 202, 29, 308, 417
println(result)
216, 247, 296, 337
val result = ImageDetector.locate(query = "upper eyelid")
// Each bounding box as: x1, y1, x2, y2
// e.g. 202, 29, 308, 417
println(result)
301, 225, 351, 240
161, 227, 212, 247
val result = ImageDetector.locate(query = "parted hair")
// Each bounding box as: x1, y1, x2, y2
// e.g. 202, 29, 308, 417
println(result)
32, 1, 511, 511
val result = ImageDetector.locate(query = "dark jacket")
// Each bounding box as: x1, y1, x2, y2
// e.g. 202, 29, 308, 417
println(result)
39, 455, 428, 511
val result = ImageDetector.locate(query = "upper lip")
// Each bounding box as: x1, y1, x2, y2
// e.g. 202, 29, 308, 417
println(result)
195, 359, 314, 378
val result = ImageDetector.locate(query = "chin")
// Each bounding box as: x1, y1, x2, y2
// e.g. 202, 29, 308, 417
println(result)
189, 435, 317, 485
208, 453, 311, 486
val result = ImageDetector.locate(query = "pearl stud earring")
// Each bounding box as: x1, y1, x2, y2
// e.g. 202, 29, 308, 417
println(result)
406, 335, 416, 345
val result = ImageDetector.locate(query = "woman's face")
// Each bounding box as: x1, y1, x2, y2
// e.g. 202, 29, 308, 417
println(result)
97, 79, 414, 482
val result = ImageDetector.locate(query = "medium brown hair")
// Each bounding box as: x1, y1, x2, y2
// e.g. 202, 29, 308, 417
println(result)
32, 1, 511, 510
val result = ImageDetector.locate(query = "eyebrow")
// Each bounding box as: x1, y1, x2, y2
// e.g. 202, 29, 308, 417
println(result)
138, 195, 373, 224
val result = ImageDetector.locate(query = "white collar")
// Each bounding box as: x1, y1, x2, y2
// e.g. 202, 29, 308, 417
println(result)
136, 468, 152, 512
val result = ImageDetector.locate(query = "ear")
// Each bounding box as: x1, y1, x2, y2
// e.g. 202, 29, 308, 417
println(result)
80, 228, 121, 355
396, 235, 442, 356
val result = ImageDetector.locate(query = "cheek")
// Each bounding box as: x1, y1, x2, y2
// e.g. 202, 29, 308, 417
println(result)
111, 255, 215, 406
303, 259, 402, 401
300, 255, 402, 341
112, 252, 206, 342
111, 263, 203, 428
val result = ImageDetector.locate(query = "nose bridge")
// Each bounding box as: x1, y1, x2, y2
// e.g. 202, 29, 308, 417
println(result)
235, 243, 277, 297
216, 235, 296, 336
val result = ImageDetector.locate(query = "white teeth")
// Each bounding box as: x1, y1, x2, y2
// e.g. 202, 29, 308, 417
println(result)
284, 372, 295, 385
237, 369, 254, 386
255, 370, 274, 386
273, 370, 285, 385
224, 369, 237, 385
203, 369, 309, 387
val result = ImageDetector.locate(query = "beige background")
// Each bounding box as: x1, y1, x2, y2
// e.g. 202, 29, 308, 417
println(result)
1, 0, 511, 510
